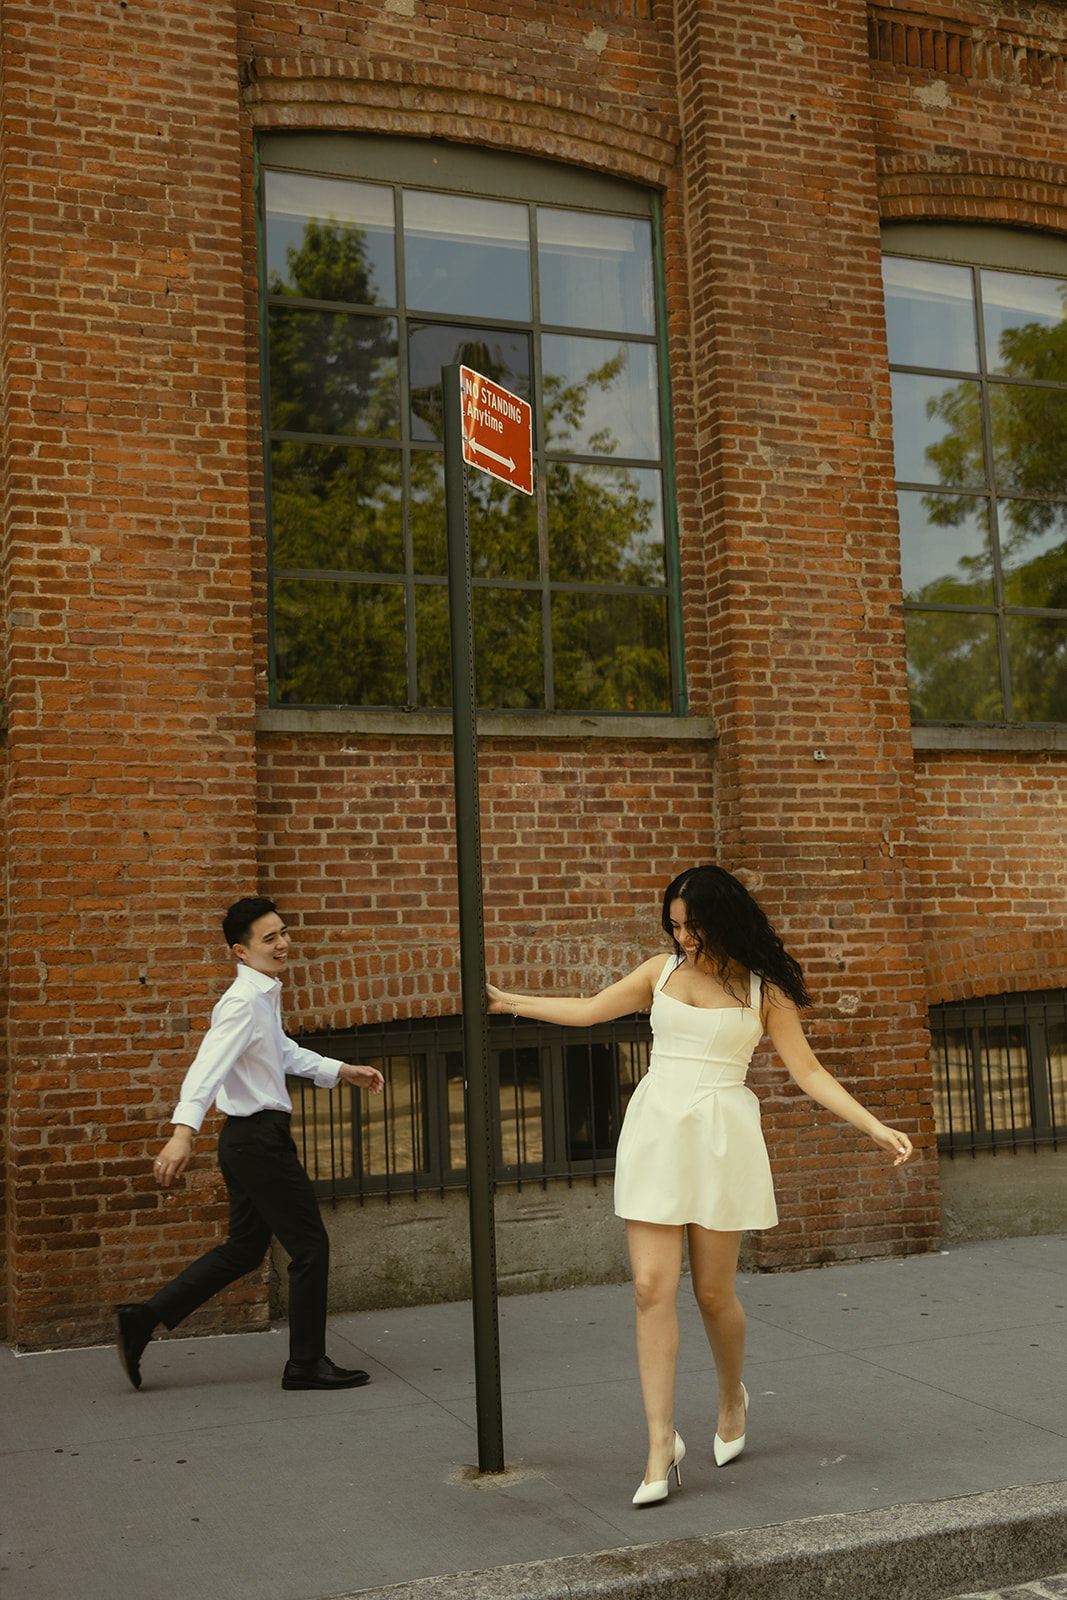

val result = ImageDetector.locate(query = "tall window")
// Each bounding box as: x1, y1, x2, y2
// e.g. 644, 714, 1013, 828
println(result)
258, 136, 679, 714
883, 228, 1067, 724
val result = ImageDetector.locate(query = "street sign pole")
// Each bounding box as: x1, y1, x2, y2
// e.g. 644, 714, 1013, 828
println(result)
441, 362, 505, 1475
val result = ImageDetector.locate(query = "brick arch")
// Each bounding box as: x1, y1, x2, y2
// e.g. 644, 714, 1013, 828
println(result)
925, 929, 1067, 1006
241, 55, 680, 188
878, 156, 1067, 235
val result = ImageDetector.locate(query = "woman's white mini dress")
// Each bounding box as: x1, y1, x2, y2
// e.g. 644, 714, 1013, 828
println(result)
613, 956, 778, 1232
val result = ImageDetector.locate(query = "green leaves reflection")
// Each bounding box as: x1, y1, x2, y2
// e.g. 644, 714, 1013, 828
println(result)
906, 295, 1067, 722
268, 211, 671, 710
274, 579, 406, 707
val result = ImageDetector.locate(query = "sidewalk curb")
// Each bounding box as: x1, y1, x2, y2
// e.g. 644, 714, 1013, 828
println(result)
336, 1480, 1067, 1600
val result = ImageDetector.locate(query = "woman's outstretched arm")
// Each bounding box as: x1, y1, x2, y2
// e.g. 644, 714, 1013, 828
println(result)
486, 955, 666, 1028
763, 988, 914, 1165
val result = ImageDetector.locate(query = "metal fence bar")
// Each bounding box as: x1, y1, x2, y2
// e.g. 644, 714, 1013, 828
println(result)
931, 989, 1067, 1155
287, 1012, 652, 1199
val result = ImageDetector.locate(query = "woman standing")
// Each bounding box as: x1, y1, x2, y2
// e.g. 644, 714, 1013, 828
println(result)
486, 865, 913, 1506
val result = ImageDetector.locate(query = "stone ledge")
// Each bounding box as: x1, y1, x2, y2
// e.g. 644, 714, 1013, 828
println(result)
257, 708, 717, 741
913, 726, 1067, 753
338, 1482, 1067, 1600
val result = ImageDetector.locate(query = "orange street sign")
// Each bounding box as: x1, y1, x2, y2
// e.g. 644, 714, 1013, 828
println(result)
459, 366, 534, 496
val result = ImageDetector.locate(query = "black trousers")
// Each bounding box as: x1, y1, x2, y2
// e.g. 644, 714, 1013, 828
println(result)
145, 1109, 329, 1364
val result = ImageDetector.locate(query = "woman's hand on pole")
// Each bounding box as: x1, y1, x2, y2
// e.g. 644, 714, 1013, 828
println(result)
485, 982, 513, 1014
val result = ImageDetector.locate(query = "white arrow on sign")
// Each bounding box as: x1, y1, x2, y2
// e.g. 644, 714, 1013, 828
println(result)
467, 438, 516, 472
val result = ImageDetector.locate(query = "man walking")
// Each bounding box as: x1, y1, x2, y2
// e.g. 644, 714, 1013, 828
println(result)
115, 897, 384, 1392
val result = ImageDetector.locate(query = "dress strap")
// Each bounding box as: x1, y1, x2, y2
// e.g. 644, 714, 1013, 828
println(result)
749, 969, 763, 1010
654, 953, 681, 994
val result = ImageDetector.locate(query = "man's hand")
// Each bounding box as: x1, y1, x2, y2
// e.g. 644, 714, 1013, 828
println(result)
339, 1062, 385, 1095
154, 1127, 194, 1187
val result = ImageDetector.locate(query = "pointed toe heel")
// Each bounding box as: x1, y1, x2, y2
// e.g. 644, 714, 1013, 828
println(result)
713, 1382, 749, 1468
632, 1431, 686, 1506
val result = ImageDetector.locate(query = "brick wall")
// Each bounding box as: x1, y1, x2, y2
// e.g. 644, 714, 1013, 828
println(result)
1, 1, 261, 1348
6, 0, 1067, 1347
256, 734, 716, 1029
868, 4, 1067, 1005
914, 752, 1067, 1003
672, 0, 940, 1266
870, 0, 1067, 232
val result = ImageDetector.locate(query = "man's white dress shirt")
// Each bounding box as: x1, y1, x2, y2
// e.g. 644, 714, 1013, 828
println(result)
172, 963, 341, 1132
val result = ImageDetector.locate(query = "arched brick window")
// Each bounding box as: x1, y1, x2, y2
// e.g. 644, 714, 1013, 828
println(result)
257, 134, 682, 715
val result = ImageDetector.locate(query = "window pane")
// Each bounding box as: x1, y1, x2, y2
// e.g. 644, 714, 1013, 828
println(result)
269, 309, 399, 439
552, 592, 670, 712
974, 1021, 1032, 1133
264, 171, 396, 306
564, 1040, 624, 1159
998, 506, 1067, 608
981, 270, 1067, 378
496, 1047, 544, 1166
444, 1049, 466, 1170
411, 452, 446, 577
543, 335, 659, 459
358, 1054, 431, 1177
989, 381, 1067, 498
415, 586, 545, 710
409, 452, 538, 580
929, 1022, 973, 1137
547, 463, 664, 584
289, 1079, 357, 1184
1006, 615, 1067, 722
905, 610, 1003, 721
409, 324, 530, 443
402, 190, 530, 320
537, 209, 654, 335
1048, 1017, 1067, 1128
271, 443, 403, 574
882, 257, 978, 371
896, 489, 993, 604
890, 371, 986, 487
274, 579, 407, 705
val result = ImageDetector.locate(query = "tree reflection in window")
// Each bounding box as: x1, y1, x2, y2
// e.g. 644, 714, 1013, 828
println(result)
262, 165, 674, 712
884, 253, 1067, 723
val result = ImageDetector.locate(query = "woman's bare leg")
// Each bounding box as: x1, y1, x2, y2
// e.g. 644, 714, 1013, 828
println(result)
626, 1219, 685, 1484
687, 1225, 747, 1441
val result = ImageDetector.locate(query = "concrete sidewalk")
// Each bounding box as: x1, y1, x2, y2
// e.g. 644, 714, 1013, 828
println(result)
3, 1236, 1067, 1600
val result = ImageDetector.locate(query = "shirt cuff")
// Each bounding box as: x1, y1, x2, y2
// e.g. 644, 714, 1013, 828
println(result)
172, 1100, 207, 1133
313, 1060, 343, 1090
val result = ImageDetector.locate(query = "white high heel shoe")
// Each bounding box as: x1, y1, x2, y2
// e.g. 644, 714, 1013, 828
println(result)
632, 1431, 686, 1506
713, 1382, 749, 1467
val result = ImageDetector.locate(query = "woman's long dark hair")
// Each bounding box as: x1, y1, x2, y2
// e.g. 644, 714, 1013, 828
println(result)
661, 865, 813, 1009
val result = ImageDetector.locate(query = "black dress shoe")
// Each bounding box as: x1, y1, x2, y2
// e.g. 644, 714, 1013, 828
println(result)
281, 1356, 370, 1391
114, 1303, 155, 1391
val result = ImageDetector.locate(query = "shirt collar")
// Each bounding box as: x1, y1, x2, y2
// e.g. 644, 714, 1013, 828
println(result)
233, 962, 282, 995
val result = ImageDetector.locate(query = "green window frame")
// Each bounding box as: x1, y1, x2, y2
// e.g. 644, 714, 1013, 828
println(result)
882, 223, 1067, 725
256, 134, 683, 716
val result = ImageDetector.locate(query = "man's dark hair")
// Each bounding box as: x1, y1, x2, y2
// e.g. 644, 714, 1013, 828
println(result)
222, 896, 279, 949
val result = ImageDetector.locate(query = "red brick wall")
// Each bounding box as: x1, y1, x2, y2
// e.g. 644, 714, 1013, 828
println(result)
914, 752, 1067, 1003
7, 0, 1067, 1347
1, 2, 261, 1348
869, 3, 1067, 1006
870, 0, 1067, 231
257, 734, 716, 1027
672, 0, 939, 1266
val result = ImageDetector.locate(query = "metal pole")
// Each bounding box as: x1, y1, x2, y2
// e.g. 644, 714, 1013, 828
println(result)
442, 362, 504, 1474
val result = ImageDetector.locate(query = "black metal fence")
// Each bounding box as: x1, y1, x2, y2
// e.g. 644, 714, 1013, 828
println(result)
289, 1011, 652, 1201
930, 988, 1067, 1156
